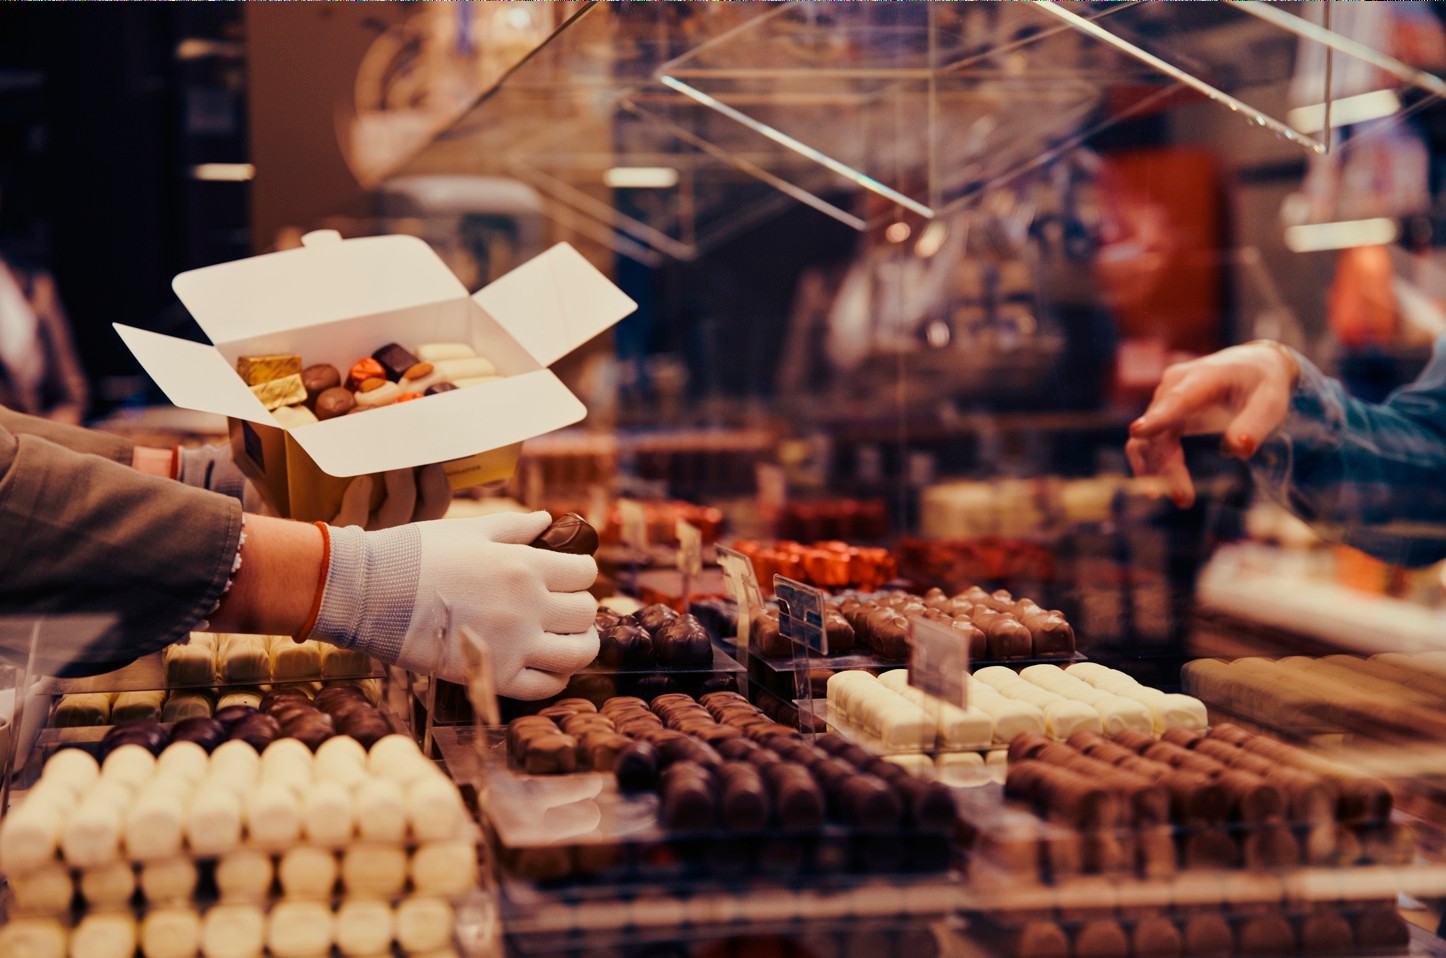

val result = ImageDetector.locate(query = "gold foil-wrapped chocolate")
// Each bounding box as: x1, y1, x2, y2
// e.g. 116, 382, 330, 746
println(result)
251, 373, 308, 411
237, 354, 303, 386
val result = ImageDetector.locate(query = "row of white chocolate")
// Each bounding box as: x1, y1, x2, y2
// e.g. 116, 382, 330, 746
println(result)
162, 635, 371, 688
7, 837, 477, 917
1, 897, 459, 958
971, 665, 1205, 740
0, 735, 466, 874
1053, 662, 1208, 733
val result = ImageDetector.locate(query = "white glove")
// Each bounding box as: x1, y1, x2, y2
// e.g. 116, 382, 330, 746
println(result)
177, 443, 450, 529
306, 511, 598, 699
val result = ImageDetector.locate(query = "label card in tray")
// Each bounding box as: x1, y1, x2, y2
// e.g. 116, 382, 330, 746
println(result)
907, 616, 967, 709
774, 576, 828, 656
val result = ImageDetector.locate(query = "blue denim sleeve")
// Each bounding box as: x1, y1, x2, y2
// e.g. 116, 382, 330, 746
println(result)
1251, 335, 1446, 567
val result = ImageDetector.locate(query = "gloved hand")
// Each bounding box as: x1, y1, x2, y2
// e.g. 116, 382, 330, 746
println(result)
305, 510, 599, 699
175, 443, 449, 528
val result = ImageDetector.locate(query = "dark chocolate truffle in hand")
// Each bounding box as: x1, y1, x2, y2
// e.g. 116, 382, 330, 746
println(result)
530, 513, 600, 556
653, 614, 712, 668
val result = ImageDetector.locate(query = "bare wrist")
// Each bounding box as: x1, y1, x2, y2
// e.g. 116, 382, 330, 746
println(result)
1245, 339, 1300, 389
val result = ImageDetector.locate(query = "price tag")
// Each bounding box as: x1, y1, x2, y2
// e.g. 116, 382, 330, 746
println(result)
774, 576, 828, 656
756, 463, 788, 518
716, 545, 764, 649
618, 499, 648, 552
907, 616, 967, 708
675, 519, 703, 578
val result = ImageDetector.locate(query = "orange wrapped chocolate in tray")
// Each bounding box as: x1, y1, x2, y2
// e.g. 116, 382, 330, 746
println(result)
732, 540, 897, 595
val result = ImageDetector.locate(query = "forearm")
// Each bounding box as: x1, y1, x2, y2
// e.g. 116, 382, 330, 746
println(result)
0, 405, 131, 463
207, 514, 324, 637
1254, 340, 1446, 563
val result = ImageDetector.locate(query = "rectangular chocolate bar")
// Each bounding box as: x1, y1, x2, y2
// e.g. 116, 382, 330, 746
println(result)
237, 354, 302, 386
250, 373, 308, 411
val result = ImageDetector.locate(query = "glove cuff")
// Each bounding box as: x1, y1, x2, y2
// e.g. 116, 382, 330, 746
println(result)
308, 523, 422, 665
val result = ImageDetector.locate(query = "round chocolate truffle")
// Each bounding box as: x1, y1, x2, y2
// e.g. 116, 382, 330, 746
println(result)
102, 721, 168, 757
170, 717, 227, 753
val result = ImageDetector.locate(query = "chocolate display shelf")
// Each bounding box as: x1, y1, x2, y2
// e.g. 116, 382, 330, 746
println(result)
798, 699, 1001, 779
435, 727, 956, 888
33, 652, 383, 696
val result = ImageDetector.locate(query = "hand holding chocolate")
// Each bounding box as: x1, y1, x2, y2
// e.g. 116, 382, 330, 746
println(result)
235, 340, 499, 424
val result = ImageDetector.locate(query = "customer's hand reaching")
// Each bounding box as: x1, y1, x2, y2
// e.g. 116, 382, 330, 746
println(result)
1126, 341, 1300, 507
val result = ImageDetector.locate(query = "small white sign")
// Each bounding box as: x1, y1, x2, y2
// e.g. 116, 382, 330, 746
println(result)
618, 499, 648, 551
675, 519, 704, 578
716, 545, 764, 649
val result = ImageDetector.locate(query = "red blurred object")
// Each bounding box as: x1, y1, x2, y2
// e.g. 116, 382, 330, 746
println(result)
776, 498, 888, 542
898, 536, 1055, 592
732, 539, 897, 595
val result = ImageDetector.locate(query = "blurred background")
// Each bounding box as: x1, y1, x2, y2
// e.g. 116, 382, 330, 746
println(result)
5, 2, 1446, 687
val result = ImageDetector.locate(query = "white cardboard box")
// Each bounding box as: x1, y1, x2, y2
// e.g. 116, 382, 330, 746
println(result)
116, 230, 636, 520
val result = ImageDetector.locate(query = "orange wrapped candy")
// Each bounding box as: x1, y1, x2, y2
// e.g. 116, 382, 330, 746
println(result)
346, 357, 386, 391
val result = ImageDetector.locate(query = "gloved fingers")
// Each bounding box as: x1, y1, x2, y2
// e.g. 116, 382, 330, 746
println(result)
503, 668, 572, 701
414, 463, 451, 522
477, 510, 554, 544
524, 627, 600, 675
370, 469, 418, 530
530, 550, 599, 593
334, 475, 375, 529
541, 592, 599, 635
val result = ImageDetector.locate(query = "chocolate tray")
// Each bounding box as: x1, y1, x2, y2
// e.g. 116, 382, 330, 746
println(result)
799, 699, 1003, 767
577, 644, 745, 676
35, 651, 384, 696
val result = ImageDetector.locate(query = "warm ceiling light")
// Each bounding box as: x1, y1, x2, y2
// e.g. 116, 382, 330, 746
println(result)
603, 167, 679, 189
885, 222, 911, 244
191, 163, 255, 182
1287, 89, 1402, 134
1284, 217, 1398, 253
914, 220, 947, 258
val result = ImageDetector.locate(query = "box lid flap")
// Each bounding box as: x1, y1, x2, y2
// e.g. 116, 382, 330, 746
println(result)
286, 369, 586, 478
113, 324, 276, 426
172, 232, 468, 344
472, 242, 637, 368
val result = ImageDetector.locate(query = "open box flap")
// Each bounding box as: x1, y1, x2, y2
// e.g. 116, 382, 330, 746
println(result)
172, 233, 469, 345
113, 324, 276, 426
285, 369, 585, 478
472, 242, 637, 368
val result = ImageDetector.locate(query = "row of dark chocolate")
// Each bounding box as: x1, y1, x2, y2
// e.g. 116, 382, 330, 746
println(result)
974, 906, 1408, 958
100, 683, 394, 757
749, 585, 1075, 662
592, 604, 713, 670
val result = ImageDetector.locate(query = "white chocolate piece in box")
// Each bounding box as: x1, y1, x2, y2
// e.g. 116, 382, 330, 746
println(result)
414, 342, 475, 363
70, 912, 137, 958
434, 355, 496, 381
141, 907, 202, 958
334, 899, 394, 957
277, 845, 338, 899
342, 843, 408, 898
395, 898, 455, 954
271, 404, 317, 429
79, 860, 136, 908
411, 840, 479, 896
353, 380, 402, 408
1, 917, 67, 958
398, 363, 450, 394
266, 901, 334, 958
8, 861, 73, 916
453, 375, 501, 389
140, 857, 198, 904
214, 849, 272, 903
186, 784, 243, 856
125, 788, 185, 861
201, 904, 265, 958
301, 781, 353, 847
243, 782, 301, 850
